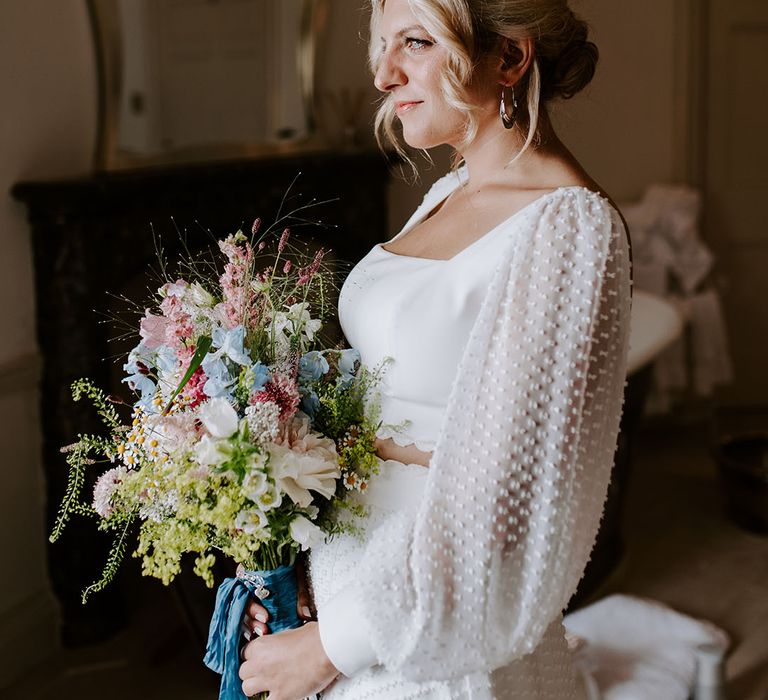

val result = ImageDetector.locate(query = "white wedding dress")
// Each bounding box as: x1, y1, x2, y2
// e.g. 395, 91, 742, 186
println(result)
308, 165, 632, 699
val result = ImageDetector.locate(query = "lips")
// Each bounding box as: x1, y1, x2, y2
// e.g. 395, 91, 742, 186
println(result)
395, 100, 422, 113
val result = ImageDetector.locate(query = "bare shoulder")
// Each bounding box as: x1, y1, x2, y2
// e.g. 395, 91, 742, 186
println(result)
543, 158, 620, 213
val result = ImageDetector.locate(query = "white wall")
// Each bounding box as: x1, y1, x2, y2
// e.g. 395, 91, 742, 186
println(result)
0, 0, 96, 687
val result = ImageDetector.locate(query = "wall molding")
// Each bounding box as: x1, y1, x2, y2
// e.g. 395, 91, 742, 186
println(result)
0, 353, 40, 396
0, 589, 60, 690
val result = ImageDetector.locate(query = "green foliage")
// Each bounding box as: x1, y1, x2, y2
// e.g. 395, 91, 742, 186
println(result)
309, 359, 385, 495
313, 361, 385, 441
50, 380, 139, 602
315, 497, 368, 541
81, 513, 136, 603
49, 443, 89, 544
50, 429, 115, 544
163, 335, 212, 414
71, 379, 121, 430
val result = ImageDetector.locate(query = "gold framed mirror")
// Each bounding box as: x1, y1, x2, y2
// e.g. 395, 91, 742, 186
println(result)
87, 0, 330, 170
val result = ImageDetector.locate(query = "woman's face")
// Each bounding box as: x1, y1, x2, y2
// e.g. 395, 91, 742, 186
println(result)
374, 0, 484, 149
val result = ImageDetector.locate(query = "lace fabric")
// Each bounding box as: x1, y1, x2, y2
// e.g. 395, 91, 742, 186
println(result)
310, 463, 585, 699
313, 172, 632, 696
374, 423, 436, 453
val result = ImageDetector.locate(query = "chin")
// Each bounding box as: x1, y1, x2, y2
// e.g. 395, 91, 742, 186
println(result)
400, 113, 462, 151
401, 126, 446, 151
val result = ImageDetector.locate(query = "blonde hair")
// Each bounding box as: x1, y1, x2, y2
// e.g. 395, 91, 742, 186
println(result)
369, 0, 598, 172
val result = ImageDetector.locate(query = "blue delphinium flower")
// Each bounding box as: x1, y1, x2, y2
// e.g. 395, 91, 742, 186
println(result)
210, 325, 251, 367
202, 353, 237, 399
297, 351, 329, 421
250, 361, 270, 392
337, 348, 361, 387
300, 390, 321, 420
154, 345, 178, 374
202, 325, 255, 399
299, 351, 330, 384
123, 342, 158, 408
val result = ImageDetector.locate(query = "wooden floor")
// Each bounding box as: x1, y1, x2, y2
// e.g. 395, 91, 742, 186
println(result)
4, 415, 768, 699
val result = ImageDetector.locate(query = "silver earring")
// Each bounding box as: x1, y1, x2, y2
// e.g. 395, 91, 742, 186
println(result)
500, 85, 518, 129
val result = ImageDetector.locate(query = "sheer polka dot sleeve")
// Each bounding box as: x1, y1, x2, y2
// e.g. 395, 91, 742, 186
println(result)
339, 189, 632, 682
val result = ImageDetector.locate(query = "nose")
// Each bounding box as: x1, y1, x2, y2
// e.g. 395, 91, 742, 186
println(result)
374, 49, 406, 93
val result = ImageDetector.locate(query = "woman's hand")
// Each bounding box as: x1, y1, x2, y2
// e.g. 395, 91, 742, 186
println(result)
242, 555, 315, 638
239, 621, 339, 699
373, 436, 432, 468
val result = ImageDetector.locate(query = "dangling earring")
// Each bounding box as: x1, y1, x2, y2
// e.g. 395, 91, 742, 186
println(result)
500, 85, 518, 129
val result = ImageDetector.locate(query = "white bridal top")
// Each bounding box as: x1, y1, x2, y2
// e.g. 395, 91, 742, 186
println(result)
317, 166, 633, 690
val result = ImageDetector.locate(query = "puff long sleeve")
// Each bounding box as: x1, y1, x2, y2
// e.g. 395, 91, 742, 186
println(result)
320, 188, 632, 683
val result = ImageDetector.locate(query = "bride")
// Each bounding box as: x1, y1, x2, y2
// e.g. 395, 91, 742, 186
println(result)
239, 0, 632, 697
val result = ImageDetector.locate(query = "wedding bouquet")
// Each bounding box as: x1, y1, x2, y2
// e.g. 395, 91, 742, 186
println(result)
50, 220, 383, 699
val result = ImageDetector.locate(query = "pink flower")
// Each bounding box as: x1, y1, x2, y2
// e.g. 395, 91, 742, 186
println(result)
139, 311, 170, 350
160, 279, 190, 299
218, 234, 256, 329
250, 372, 300, 422
278, 228, 290, 253
145, 412, 200, 455
274, 412, 327, 453
176, 344, 208, 408
92, 467, 126, 517
157, 287, 195, 349
297, 248, 325, 285
181, 366, 208, 409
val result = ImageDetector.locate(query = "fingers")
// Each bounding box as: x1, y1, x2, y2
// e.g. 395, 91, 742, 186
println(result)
295, 555, 316, 621
241, 618, 269, 638
241, 639, 256, 662
241, 678, 267, 698
297, 587, 314, 621
240, 621, 252, 642
239, 643, 268, 697
247, 599, 269, 622
243, 598, 269, 638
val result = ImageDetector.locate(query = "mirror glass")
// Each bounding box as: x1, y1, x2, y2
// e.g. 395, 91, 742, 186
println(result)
89, 0, 328, 169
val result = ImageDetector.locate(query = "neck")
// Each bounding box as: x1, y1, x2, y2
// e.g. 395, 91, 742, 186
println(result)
454, 106, 563, 189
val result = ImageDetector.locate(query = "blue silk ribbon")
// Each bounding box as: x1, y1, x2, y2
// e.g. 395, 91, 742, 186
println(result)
204, 563, 300, 700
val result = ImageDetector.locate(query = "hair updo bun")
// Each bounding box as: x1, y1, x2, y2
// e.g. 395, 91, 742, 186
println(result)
539, 16, 599, 101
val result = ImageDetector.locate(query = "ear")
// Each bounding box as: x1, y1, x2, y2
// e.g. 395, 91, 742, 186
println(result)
497, 36, 535, 87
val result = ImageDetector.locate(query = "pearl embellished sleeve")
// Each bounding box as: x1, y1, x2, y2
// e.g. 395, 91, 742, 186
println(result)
325, 189, 632, 682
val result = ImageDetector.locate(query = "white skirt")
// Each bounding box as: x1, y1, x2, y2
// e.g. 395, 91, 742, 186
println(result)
308, 459, 588, 700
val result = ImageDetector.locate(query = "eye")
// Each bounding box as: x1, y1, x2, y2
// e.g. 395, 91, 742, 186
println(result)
405, 37, 433, 50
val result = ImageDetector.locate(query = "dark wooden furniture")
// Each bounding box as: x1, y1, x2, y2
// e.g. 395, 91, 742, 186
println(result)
12, 150, 393, 645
